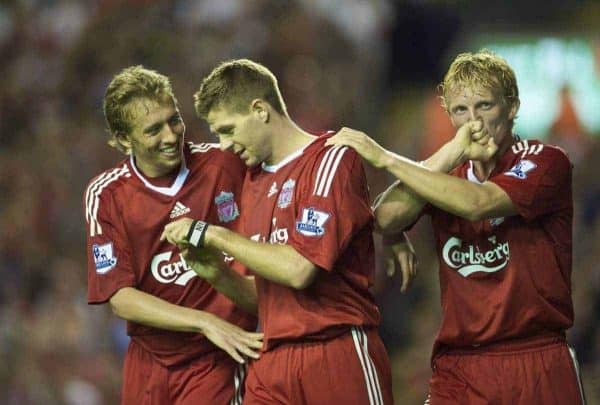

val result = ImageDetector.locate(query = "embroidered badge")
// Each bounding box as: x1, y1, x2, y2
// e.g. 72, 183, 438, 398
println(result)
295, 207, 330, 237
505, 160, 537, 179
93, 242, 117, 274
214, 191, 240, 223
277, 179, 296, 209
490, 217, 505, 227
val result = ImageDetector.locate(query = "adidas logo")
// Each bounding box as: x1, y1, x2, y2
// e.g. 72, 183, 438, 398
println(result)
170, 201, 191, 218
267, 182, 278, 198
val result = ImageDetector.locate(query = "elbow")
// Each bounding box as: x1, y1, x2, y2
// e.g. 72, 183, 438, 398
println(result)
288, 265, 318, 290
109, 288, 131, 319
374, 206, 410, 234
462, 198, 490, 222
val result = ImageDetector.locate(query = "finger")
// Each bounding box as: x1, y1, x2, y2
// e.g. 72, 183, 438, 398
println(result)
220, 341, 245, 364
398, 255, 410, 293
386, 257, 395, 277
228, 348, 245, 364
469, 120, 483, 132
235, 343, 261, 359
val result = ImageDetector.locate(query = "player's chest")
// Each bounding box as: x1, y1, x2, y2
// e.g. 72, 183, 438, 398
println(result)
242, 172, 301, 244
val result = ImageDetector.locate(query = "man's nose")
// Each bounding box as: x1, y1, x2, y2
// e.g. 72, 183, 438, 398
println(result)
468, 109, 482, 122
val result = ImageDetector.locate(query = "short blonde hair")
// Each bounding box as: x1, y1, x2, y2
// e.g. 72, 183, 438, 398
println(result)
439, 50, 519, 111
194, 59, 287, 120
103, 66, 177, 153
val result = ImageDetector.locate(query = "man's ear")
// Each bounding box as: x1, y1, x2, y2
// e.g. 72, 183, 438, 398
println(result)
115, 131, 132, 153
508, 98, 520, 120
251, 99, 269, 123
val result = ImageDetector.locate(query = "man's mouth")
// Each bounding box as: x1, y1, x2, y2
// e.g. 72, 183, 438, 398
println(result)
160, 145, 179, 157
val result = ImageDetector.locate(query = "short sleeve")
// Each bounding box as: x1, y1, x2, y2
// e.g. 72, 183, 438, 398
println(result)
205, 151, 246, 231
490, 145, 572, 221
84, 185, 136, 304
289, 146, 373, 271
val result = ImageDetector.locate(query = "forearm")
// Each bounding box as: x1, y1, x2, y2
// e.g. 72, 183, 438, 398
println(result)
209, 265, 258, 315
206, 226, 317, 289
109, 287, 212, 333
374, 142, 463, 232
380, 151, 495, 220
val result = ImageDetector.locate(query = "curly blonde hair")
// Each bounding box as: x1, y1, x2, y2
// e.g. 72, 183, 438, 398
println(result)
439, 50, 519, 111
103, 66, 177, 153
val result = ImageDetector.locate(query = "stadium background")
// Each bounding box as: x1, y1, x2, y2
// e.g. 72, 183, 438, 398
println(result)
1, 1, 599, 403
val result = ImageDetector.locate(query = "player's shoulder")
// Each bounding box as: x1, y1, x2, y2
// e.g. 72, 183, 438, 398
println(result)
303, 132, 360, 197
307, 132, 359, 165
510, 139, 570, 163
84, 160, 132, 202
186, 141, 244, 171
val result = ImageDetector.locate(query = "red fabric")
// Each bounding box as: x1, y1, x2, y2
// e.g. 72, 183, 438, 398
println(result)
121, 339, 243, 405
240, 133, 381, 351
244, 327, 392, 405
428, 336, 584, 405
84, 143, 256, 366
428, 140, 574, 355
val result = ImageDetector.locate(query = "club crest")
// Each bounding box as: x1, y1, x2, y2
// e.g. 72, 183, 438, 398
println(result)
93, 242, 117, 274
214, 191, 240, 223
296, 207, 330, 237
277, 179, 296, 209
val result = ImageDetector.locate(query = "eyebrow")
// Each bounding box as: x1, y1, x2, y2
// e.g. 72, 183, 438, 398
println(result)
214, 124, 234, 134
143, 122, 163, 134
142, 112, 180, 134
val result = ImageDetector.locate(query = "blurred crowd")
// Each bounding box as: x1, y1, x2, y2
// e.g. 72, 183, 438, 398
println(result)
0, 1, 598, 404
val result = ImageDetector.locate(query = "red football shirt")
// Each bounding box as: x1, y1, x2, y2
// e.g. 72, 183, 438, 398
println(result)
240, 134, 381, 351
426, 139, 573, 355
84, 142, 256, 366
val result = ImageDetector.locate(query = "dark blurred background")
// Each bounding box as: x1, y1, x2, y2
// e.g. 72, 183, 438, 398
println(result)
1, 1, 599, 404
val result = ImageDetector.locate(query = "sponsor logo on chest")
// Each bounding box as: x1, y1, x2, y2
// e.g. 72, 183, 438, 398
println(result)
150, 251, 197, 286
442, 236, 510, 277
250, 217, 289, 245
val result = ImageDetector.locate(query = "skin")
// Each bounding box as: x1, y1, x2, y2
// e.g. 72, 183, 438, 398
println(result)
116, 97, 185, 177
107, 96, 263, 363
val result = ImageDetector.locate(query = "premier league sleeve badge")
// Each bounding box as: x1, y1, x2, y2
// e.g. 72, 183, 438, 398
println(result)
296, 207, 331, 237
93, 242, 118, 274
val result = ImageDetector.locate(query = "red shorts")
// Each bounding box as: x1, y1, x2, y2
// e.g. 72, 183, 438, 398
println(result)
121, 339, 245, 405
426, 335, 586, 405
244, 326, 393, 405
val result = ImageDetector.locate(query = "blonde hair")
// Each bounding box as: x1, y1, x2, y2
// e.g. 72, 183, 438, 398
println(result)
103, 66, 177, 153
439, 49, 519, 111
194, 59, 287, 120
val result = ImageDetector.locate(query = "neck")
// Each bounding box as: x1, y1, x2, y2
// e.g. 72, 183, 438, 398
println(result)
267, 117, 316, 165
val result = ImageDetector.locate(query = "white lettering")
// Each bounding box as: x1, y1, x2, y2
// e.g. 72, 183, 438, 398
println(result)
151, 251, 197, 285
442, 236, 510, 277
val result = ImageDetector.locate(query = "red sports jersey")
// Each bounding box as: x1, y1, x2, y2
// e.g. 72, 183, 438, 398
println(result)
84, 142, 255, 366
427, 139, 573, 356
240, 134, 381, 351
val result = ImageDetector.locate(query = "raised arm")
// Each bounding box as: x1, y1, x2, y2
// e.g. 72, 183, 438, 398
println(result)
328, 123, 517, 221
